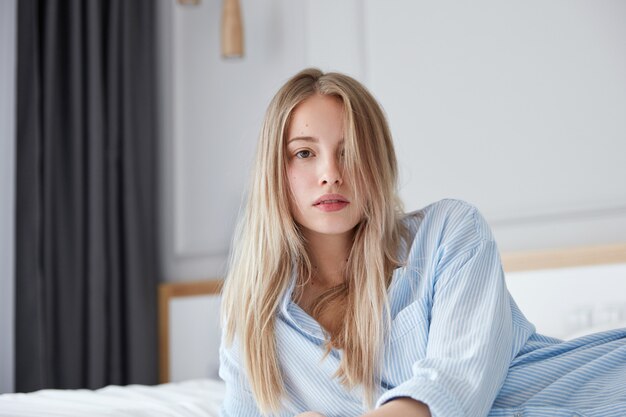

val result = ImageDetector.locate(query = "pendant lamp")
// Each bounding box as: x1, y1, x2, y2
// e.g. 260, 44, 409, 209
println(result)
221, 0, 244, 58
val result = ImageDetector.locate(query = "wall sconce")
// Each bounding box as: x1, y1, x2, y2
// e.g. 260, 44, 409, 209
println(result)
177, 0, 245, 59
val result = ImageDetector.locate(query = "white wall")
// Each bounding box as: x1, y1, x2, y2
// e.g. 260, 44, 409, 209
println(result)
0, 0, 16, 394
162, 0, 626, 281
363, 0, 626, 252
160, 0, 309, 281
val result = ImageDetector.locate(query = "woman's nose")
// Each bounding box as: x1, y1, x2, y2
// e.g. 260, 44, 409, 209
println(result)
320, 155, 343, 186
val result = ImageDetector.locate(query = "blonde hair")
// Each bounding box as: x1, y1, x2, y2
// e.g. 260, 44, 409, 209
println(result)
221, 68, 407, 414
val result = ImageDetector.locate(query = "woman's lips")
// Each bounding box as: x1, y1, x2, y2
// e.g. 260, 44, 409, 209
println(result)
314, 200, 349, 212
313, 194, 349, 212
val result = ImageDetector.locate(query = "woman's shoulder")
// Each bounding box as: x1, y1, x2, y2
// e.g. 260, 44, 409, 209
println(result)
407, 198, 474, 216
404, 198, 488, 229
402, 199, 494, 255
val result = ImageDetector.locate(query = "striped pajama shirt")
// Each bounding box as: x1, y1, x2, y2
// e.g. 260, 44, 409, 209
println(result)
220, 199, 626, 417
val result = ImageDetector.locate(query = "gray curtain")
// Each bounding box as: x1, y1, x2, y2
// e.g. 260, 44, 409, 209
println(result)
15, 0, 160, 391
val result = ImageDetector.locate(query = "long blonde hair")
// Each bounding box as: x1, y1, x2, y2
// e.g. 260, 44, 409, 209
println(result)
221, 68, 407, 414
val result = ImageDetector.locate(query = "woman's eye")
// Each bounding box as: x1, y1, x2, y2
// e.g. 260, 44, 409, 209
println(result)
295, 150, 312, 159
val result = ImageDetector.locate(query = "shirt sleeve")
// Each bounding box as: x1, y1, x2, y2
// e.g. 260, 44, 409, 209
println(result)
376, 204, 513, 417
219, 336, 263, 417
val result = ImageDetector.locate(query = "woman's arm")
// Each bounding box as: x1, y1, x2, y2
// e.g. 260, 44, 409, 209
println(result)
294, 397, 431, 417
361, 398, 431, 417
374, 202, 514, 417
219, 337, 264, 417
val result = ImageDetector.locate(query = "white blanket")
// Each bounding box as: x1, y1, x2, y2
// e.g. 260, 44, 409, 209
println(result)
0, 379, 224, 417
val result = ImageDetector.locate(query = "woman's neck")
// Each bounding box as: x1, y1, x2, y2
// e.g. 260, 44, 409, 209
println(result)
304, 230, 353, 288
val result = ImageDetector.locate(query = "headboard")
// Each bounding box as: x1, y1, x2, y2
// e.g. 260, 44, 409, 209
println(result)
501, 243, 626, 272
157, 243, 626, 383
502, 243, 626, 339
158, 279, 223, 384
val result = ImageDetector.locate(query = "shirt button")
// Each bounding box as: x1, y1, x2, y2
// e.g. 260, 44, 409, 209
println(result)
513, 413, 523, 417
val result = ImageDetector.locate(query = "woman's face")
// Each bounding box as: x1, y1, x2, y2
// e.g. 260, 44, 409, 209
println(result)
285, 94, 363, 238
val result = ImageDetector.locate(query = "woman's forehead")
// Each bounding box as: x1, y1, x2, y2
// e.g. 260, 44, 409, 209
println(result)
286, 95, 344, 141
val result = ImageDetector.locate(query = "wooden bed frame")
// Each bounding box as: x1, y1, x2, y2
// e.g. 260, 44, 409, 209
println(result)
157, 243, 626, 383
501, 243, 626, 272
158, 279, 223, 384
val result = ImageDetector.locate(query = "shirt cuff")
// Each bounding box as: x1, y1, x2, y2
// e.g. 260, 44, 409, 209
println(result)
375, 373, 465, 417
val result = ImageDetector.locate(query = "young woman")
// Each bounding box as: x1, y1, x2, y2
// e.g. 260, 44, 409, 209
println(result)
219, 68, 626, 417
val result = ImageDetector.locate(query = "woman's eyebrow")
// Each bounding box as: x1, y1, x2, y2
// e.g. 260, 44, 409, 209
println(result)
287, 137, 345, 145
287, 136, 318, 144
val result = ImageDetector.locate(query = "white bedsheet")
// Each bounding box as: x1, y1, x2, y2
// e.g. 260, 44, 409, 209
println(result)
0, 378, 224, 417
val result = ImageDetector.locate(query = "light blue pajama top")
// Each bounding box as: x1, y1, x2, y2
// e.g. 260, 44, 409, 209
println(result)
219, 199, 626, 417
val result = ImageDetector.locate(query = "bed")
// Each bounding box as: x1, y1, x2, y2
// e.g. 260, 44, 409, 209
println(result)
1, 243, 625, 416
0, 379, 225, 417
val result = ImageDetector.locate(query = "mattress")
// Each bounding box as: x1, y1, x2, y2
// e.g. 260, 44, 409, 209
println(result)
0, 378, 224, 417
